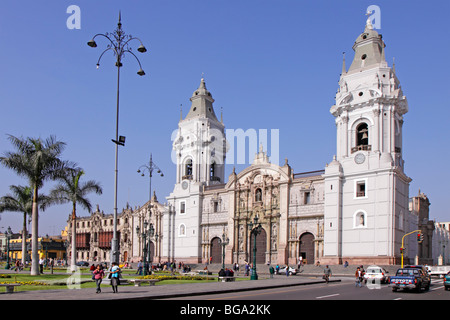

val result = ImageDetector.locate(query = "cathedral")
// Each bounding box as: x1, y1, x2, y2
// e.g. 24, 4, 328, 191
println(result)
160, 15, 412, 266
67, 15, 448, 266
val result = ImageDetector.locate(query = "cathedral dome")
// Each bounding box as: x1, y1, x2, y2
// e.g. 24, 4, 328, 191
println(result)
184, 77, 219, 122
347, 17, 386, 73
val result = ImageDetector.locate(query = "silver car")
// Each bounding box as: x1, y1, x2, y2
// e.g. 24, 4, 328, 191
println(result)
277, 266, 297, 275
363, 265, 390, 284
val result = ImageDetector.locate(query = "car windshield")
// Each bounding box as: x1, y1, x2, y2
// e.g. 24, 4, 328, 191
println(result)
396, 269, 419, 276
367, 268, 381, 274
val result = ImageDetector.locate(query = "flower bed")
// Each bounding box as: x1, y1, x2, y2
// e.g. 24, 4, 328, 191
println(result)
0, 280, 49, 286
137, 274, 211, 281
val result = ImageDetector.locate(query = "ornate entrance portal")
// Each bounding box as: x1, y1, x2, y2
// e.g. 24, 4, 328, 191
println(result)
299, 232, 315, 264
210, 237, 221, 263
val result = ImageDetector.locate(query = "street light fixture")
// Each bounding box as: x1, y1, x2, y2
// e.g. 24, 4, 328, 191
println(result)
87, 12, 147, 265
137, 153, 164, 207
248, 216, 262, 280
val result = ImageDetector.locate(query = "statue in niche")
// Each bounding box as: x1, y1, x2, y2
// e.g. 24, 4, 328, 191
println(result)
255, 188, 262, 202
359, 214, 365, 226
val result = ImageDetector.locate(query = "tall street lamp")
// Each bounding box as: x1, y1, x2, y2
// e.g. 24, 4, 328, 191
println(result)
5, 227, 12, 270
248, 216, 262, 280
87, 12, 147, 265
136, 221, 154, 276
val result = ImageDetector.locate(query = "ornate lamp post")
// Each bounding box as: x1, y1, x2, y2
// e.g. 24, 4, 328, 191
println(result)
5, 227, 12, 270
219, 231, 229, 270
87, 12, 147, 265
248, 216, 262, 280
136, 221, 154, 276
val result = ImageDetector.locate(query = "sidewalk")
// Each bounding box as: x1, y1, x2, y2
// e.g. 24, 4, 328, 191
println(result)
0, 274, 339, 300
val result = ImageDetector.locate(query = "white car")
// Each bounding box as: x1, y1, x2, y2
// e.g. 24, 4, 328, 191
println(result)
276, 266, 297, 275
363, 265, 390, 284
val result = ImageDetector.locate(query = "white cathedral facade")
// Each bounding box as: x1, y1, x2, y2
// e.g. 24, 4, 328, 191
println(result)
70, 16, 448, 267
153, 17, 415, 266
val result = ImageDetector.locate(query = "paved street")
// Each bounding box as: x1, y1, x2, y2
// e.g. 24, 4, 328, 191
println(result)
166, 277, 450, 300
0, 268, 446, 319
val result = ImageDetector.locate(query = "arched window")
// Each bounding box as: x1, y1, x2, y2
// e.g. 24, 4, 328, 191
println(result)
179, 224, 186, 237
356, 123, 369, 147
184, 159, 193, 179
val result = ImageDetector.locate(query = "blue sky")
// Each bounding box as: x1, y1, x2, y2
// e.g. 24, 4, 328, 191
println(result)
0, 0, 449, 236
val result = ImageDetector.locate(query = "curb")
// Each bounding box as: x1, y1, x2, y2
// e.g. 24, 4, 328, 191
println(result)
123, 278, 342, 300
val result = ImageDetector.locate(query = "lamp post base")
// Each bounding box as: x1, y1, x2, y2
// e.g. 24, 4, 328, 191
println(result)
250, 267, 258, 280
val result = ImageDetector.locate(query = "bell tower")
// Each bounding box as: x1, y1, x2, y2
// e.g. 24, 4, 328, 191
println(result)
172, 77, 226, 187
165, 77, 227, 263
323, 14, 412, 265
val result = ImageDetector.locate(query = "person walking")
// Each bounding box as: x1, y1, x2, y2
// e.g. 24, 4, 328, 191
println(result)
39, 258, 45, 274
269, 265, 274, 279
136, 260, 143, 275
110, 262, 121, 293
298, 256, 303, 270
245, 262, 250, 276
93, 264, 105, 293
323, 265, 332, 283
355, 267, 363, 287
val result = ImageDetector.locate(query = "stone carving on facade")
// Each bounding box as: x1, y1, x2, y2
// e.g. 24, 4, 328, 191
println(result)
271, 223, 278, 250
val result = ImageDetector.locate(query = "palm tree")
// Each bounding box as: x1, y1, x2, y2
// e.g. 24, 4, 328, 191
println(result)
0, 185, 49, 266
44, 168, 102, 270
0, 135, 71, 275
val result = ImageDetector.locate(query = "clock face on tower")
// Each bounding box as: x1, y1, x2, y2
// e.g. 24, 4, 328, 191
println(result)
182, 181, 188, 190
354, 153, 366, 164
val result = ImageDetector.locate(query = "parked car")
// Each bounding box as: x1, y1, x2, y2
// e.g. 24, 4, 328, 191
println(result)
389, 267, 431, 292
277, 266, 297, 275
430, 266, 450, 278
363, 265, 390, 284
443, 272, 450, 290
76, 261, 89, 267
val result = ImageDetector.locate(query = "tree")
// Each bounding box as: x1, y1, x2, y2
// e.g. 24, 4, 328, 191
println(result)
0, 185, 49, 265
0, 135, 71, 275
44, 168, 102, 270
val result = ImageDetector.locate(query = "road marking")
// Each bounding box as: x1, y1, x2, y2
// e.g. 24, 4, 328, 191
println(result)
431, 285, 444, 291
316, 293, 339, 299
206, 286, 313, 300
